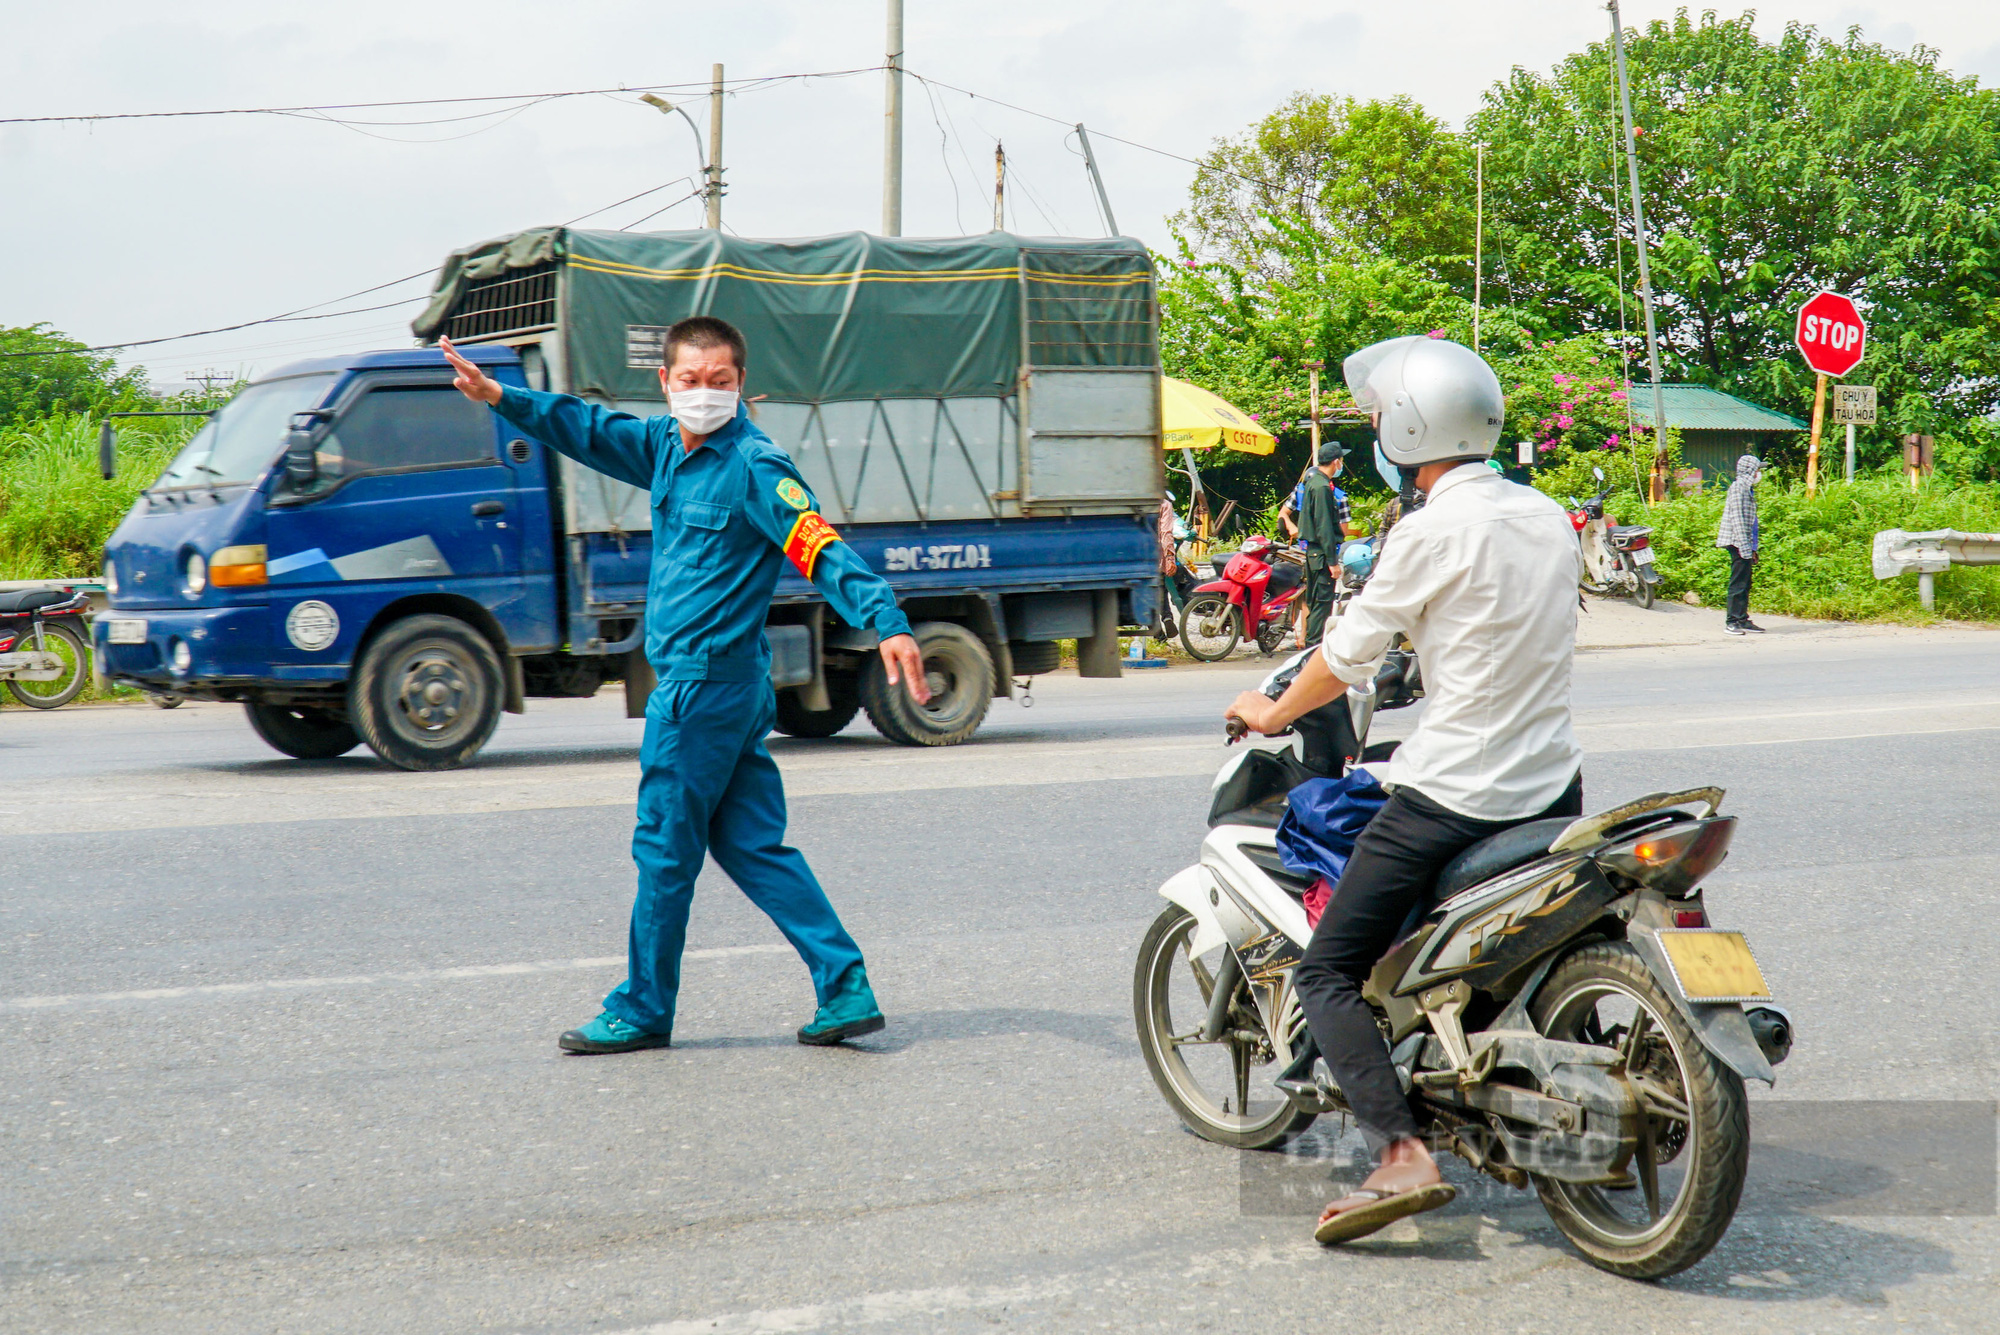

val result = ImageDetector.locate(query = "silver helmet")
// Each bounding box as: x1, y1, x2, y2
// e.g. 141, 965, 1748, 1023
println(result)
1343, 335, 1505, 468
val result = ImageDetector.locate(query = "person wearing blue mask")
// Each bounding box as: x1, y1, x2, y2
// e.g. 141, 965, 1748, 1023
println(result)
440, 319, 928, 1054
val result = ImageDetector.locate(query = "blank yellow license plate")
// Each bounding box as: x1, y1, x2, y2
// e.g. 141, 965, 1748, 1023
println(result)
1658, 930, 1772, 1003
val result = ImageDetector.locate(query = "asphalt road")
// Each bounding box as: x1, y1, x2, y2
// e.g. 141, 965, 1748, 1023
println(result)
4, 620, 1999, 1334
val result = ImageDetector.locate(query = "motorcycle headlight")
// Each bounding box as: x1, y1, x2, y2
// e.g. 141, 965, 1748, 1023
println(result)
183, 551, 207, 596
1599, 816, 1735, 897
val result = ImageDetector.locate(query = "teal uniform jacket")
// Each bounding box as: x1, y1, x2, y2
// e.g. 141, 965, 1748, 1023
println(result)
493, 385, 913, 681
489, 384, 907, 1035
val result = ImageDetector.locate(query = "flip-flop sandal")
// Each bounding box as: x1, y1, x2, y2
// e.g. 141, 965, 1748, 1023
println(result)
1313, 1182, 1457, 1245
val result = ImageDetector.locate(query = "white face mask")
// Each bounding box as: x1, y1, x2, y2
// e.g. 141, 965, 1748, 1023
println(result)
668, 388, 739, 435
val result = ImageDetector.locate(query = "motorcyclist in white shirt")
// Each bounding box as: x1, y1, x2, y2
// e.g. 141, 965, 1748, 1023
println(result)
1226, 336, 1585, 1244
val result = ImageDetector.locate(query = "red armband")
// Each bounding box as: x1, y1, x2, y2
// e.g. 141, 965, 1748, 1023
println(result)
783, 511, 842, 579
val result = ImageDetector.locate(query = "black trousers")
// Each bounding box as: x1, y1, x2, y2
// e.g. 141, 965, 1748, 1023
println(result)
1303, 553, 1336, 643
1725, 545, 1754, 625
1292, 773, 1584, 1155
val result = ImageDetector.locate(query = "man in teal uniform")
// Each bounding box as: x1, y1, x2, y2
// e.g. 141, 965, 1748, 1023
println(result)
441, 319, 928, 1053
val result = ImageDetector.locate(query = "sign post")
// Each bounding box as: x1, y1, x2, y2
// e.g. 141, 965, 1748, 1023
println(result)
1794, 291, 1868, 495
1833, 384, 1876, 483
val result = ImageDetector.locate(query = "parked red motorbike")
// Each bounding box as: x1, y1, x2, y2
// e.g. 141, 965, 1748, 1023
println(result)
1178, 535, 1305, 661
0, 587, 92, 709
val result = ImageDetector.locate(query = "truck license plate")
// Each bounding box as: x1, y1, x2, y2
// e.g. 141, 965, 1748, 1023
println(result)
1631, 547, 1656, 565
106, 619, 148, 644
1657, 929, 1771, 1003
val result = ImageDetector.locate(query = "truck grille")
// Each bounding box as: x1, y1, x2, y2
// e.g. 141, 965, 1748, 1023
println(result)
443, 260, 559, 341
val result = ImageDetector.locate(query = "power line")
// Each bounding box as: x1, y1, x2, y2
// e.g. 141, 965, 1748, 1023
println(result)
0, 67, 884, 127
0, 177, 698, 360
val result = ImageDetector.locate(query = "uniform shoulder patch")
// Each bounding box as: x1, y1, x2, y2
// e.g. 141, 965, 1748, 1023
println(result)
775, 477, 811, 511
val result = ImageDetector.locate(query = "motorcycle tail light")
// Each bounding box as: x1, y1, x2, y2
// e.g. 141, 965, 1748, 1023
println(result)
1674, 908, 1708, 928
1625, 535, 1651, 550
210, 544, 269, 587
1599, 817, 1735, 897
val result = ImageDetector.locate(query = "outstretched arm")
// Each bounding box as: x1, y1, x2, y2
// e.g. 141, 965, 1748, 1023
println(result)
440, 335, 654, 490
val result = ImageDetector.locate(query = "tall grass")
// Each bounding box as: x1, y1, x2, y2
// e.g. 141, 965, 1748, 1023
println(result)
0, 414, 190, 579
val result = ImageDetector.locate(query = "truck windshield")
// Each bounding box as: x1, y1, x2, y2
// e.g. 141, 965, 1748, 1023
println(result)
152, 373, 338, 491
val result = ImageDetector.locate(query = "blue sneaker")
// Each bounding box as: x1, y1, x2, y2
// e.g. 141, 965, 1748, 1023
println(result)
797, 964, 886, 1046
558, 1011, 672, 1054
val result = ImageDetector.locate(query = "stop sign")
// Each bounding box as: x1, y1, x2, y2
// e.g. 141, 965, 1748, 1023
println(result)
1795, 290, 1867, 377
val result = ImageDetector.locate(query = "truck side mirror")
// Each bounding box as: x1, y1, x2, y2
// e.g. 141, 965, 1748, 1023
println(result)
99, 420, 117, 480
284, 411, 328, 487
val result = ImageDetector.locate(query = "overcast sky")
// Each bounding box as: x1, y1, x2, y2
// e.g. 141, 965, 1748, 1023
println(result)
4, 1, 1995, 388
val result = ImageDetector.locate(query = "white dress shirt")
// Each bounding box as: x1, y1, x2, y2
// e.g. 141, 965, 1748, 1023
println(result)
1321, 463, 1582, 821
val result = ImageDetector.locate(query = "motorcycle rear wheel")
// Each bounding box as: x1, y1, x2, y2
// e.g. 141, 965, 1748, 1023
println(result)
1134, 905, 1315, 1150
1529, 942, 1749, 1279
1624, 554, 1656, 609
1179, 595, 1241, 662
7, 622, 87, 709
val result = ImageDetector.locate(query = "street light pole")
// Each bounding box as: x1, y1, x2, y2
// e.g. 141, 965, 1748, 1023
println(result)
1608, 0, 1670, 502
883, 0, 904, 236
993, 140, 1006, 232
706, 64, 725, 230
639, 92, 712, 225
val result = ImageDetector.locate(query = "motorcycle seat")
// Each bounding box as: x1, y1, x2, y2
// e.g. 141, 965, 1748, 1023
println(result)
1267, 562, 1303, 596
1433, 817, 1574, 904
0, 588, 71, 614
1608, 524, 1651, 537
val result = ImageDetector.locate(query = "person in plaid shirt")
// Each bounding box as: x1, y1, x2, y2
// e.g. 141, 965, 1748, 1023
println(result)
1714, 455, 1764, 635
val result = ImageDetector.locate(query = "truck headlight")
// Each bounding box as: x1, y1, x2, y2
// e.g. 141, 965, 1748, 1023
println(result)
104, 558, 119, 600
169, 639, 193, 675
209, 544, 269, 587
183, 551, 207, 596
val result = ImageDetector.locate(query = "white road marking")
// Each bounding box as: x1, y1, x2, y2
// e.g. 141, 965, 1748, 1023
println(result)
600, 1279, 1074, 1335
0, 943, 789, 1013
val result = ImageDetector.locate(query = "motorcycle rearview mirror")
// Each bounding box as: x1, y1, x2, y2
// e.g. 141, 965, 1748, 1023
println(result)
284, 410, 332, 487
1592, 466, 1606, 482
98, 420, 116, 480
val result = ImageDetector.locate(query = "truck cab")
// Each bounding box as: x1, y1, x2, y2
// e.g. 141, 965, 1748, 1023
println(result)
96, 344, 559, 769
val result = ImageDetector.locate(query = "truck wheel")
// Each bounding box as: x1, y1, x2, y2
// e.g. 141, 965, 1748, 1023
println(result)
245, 702, 360, 759
773, 670, 861, 738
349, 614, 504, 771
861, 621, 992, 747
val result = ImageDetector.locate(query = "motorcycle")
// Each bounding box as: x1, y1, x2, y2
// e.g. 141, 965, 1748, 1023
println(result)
0, 587, 93, 709
1134, 650, 1792, 1278
1179, 536, 1306, 662
1568, 466, 1662, 609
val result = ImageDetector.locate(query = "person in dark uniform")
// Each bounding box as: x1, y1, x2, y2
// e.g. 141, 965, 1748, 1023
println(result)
440, 320, 928, 1054
1298, 443, 1357, 643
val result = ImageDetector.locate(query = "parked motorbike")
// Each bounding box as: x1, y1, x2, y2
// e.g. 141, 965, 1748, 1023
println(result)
1568, 466, 1662, 609
1134, 649, 1791, 1278
1179, 536, 1306, 661
0, 588, 92, 709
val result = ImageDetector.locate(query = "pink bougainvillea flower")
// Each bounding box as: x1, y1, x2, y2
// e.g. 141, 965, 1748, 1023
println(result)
1555, 415, 1574, 429
1610, 391, 1628, 401
1249, 413, 1261, 421
1553, 373, 1571, 385
1427, 329, 1447, 338
1538, 443, 1556, 454
1559, 402, 1573, 411
1606, 433, 1620, 446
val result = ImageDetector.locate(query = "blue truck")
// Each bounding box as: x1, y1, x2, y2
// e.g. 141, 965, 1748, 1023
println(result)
94, 229, 1167, 769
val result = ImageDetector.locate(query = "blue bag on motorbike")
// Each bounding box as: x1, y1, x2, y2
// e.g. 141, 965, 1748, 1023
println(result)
1276, 769, 1387, 885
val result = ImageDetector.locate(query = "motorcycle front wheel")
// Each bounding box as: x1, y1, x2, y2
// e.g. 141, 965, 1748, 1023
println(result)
1179, 595, 1241, 662
1134, 905, 1315, 1150
7, 622, 88, 709
1530, 942, 1749, 1279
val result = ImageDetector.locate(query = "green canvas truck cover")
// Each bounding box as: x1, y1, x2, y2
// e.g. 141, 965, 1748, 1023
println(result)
413, 227, 1153, 403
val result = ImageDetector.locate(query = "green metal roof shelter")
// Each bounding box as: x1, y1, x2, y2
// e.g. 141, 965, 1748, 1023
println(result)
1627, 384, 1807, 486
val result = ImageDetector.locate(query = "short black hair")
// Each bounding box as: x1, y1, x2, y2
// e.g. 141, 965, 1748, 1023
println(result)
663, 315, 747, 373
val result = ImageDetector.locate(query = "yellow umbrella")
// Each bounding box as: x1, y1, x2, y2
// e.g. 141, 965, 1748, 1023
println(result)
1161, 376, 1276, 455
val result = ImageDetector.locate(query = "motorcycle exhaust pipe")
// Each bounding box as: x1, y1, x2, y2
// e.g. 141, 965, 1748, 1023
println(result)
1745, 1005, 1794, 1066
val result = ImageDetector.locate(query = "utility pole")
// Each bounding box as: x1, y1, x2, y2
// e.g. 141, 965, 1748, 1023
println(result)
993, 141, 1006, 232
1076, 124, 1119, 236
883, 0, 904, 236
1608, 0, 1670, 502
706, 64, 725, 230
1473, 142, 1484, 354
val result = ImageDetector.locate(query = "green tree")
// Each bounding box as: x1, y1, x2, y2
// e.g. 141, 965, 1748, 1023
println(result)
0, 324, 151, 427
1470, 10, 2000, 470
1176, 93, 1475, 286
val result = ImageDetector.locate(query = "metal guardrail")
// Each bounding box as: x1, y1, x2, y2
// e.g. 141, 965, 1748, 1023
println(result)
1872, 529, 2000, 609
